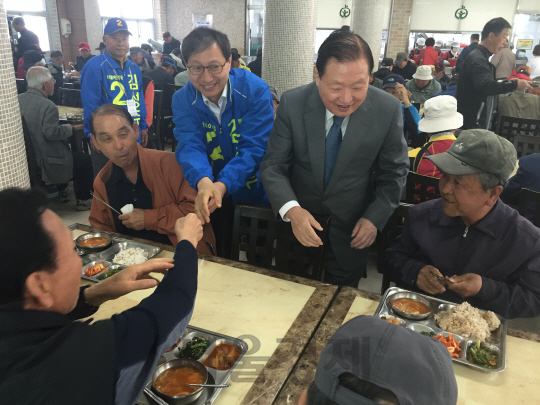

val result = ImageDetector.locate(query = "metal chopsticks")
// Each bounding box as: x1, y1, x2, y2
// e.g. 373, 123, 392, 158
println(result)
89, 191, 122, 215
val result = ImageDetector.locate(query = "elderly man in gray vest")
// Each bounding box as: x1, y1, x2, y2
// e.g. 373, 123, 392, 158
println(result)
19, 66, 93, 210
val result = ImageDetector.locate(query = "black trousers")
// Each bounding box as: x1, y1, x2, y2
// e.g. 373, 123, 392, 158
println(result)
56, 152, 93, 201
90, 149, 110, 178
323, 239, 368, 288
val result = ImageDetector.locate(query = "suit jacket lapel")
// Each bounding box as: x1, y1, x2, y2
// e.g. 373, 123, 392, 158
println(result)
304, 85, 327, 195
324, 93, 373, 195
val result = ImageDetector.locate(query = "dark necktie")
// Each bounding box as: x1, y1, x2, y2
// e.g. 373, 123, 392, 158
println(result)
324, 115, 345, 189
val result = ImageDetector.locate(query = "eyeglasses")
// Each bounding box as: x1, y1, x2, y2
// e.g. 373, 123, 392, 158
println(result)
187, 61, 227, 75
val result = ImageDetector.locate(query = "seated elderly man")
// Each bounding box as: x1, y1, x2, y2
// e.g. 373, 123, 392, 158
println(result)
298, 316, 457, 405
129, 46, 153, 73
89, 104, 215, 254
405, 65, 441, 104
382, 74, 421, 143
497, 74, 540, 121
19, 66, 93, 210
0, 188, 202, 404
409, 96, 462, 176
387, 129, 540, 319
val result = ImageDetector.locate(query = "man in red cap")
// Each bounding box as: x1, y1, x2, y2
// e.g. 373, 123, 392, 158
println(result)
68, 42, 95, 77
162, 31, 181, 56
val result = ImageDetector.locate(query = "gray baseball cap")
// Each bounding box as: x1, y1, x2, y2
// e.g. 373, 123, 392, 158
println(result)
310, 316, 457, 405
426, 129, 517, 179
269, 86, 279, 103
395, 52, 408, 64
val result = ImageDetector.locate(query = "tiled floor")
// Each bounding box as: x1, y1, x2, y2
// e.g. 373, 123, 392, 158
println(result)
49, 185, 91, 227
52, 183, 540, 335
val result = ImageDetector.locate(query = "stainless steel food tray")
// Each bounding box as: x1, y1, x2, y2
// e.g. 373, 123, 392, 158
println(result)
80, 237, 162, 282
374, 287, 507, 373
136, 325, 249, 405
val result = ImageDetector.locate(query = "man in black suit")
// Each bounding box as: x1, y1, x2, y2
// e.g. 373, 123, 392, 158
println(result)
261, 29, 409, 287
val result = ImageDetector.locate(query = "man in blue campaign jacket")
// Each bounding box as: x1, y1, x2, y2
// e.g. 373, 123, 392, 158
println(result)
80, 18, 148, 176
172, 27, 273, 225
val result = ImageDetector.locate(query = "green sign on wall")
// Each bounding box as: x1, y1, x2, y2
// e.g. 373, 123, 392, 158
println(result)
340, 5, 350, 18
455, 6, 468, 20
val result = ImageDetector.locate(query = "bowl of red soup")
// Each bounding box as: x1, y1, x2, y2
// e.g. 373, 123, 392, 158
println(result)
75, 232, 112, 253
388, 291, 432, 320
152, 359, 208, 404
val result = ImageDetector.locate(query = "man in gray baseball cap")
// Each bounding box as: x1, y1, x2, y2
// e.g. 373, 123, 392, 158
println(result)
392, 51, 417, 81
298, 315, 458, 405
386, 129, 540, 319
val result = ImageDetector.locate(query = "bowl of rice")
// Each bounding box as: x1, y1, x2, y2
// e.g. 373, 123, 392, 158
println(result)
113, 247, 149, 266
434, 302, 501, 342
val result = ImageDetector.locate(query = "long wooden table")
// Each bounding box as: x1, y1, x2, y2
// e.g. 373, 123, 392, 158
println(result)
71, 224, 337, 405
277, 287, 540, 404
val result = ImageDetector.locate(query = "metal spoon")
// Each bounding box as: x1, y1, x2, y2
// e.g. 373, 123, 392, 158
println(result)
187, 383, 231, 388
143, 387, 168, 405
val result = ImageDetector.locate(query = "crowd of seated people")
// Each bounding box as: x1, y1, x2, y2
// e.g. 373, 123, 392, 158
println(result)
7, 12, 540, 405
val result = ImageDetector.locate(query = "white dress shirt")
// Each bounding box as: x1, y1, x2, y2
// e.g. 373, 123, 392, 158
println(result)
202, 85, 228, 124
527, 56, 540, 79
279, 110, 350, 221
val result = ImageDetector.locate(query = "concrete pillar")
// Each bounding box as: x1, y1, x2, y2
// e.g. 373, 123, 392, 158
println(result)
154, 0, 167, 39
262, 0, 317, 97
0, 0, 30, 189
387, 0, 413, 60
350, 0, 387, 66
45, 0, 62, 52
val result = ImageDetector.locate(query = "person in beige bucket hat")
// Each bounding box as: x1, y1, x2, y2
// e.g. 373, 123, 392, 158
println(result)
409, 95, 463, 176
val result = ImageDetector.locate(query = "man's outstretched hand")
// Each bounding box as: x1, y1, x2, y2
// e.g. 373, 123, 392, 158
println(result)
175, 213, 204, 248
194, 178, 227, 223
286, 206, 323, 247
84, 258, 175, 307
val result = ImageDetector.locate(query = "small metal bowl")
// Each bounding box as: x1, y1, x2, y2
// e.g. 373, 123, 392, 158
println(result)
75, 232, 112, 254
387, 291, 432, 320
152, 358, 208, 404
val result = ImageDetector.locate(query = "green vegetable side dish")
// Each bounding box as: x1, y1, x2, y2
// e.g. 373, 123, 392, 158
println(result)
467, 340, 498, 369
420, 331, 436, 337
178, 337, 209, 360
103, 266, 126, 279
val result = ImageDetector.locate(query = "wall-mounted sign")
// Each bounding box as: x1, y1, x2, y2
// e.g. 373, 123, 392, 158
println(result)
340, 5, 350, 18
192, 13, 213, 29
517, 39, 534, 50
455, 6, 468, 20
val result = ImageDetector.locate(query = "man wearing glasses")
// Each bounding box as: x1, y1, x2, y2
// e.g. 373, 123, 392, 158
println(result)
172, 27, 274, 255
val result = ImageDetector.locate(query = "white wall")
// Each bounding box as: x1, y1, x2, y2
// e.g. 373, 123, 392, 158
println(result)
410, 0, 519, 32
518, 0, 540, 14
84, 0, 103, 51
317, 0, 351, 28
317, 0, 391, 30
166, 0, 246, 54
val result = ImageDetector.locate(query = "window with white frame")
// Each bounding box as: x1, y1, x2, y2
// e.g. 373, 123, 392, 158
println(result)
7, 0, 51, 52
98, 0, 155, 47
